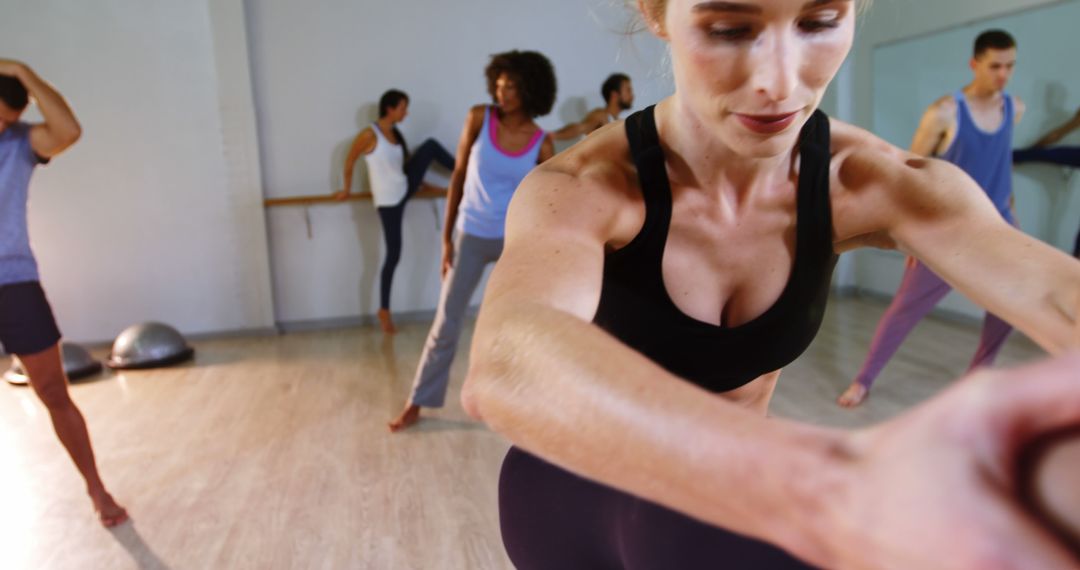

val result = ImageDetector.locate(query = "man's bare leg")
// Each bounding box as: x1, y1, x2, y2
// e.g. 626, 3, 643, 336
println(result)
20, 343, 128, 527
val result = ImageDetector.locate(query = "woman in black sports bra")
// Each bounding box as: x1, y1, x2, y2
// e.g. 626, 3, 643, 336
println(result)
461, 1, 1080, 568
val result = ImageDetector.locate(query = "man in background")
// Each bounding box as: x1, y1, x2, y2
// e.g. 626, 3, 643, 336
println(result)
838, 30, 1026, 408
551, 73, 634, 141
0, 59, 127, 526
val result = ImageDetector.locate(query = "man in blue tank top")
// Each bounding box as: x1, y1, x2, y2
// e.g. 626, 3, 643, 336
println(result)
838, 30, 1026, 407
0, 59, 127, 525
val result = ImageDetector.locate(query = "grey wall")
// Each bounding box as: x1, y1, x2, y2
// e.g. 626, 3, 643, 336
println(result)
846, 0, 1077, 318
0, 0, 275, 343
245, 0, 672, 325
9, 0, 1070, 340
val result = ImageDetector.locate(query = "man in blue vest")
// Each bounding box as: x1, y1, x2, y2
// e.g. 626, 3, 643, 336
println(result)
838, 30, 1026, 407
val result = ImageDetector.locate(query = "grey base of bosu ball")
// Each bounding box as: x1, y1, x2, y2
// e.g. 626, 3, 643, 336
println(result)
106, 322, 195, 370
4, 342, 105, 386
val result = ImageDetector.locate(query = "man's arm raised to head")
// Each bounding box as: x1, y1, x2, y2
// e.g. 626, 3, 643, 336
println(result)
0, 60, 81, 159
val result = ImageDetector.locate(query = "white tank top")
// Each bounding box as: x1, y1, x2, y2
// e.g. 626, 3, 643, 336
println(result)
363, 124, 407, 207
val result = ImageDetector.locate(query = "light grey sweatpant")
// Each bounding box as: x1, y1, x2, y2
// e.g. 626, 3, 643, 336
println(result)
409, 232, 503, 408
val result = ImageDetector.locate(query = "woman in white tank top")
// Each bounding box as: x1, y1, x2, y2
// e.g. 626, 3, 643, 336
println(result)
336, 90, 455, 333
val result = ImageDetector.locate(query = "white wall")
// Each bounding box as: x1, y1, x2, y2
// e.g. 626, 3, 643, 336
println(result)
19, 1, 1058, 340
0, 0, 275, 343
245, 0, 672, 325
846, 0, 1076, 318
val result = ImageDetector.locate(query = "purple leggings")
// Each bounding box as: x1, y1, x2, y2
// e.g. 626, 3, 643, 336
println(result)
499, 447, 816, 569
854, 259, 1012, 389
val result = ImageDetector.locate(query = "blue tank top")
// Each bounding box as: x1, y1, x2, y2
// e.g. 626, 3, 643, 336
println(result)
457, 106, 544, 239
0, 122, 48, 286
940, 91, 1015, 223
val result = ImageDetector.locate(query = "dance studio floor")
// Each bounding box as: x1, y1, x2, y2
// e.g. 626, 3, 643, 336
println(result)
0, 295, 1043, 569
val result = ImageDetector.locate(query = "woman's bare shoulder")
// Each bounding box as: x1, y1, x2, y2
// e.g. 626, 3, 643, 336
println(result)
828, 118, 971, 188
535, 119, 640, 201
827, 118, 938, 193
512, 120, 645, 247
828, 119, 905, 163
826, 118, 984, 250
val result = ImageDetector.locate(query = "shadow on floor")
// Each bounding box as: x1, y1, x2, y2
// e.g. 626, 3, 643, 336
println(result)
111, 522, 173, 570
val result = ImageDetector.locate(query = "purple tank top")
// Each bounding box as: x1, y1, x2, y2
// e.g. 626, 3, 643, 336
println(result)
940, 91, 1015, 223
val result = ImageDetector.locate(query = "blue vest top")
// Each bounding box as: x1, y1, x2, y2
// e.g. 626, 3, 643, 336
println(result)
457, 106, 544, 239
0, 122, 47, 286
940, 91, 1015, 223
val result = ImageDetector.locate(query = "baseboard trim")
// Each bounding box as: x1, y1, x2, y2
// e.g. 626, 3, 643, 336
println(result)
276, 306, 480, 334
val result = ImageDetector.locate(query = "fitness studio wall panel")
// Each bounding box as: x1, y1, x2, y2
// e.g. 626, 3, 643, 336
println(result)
852, 0, 1079, 319
245, 0, 672, 325
0, 0, 275, 343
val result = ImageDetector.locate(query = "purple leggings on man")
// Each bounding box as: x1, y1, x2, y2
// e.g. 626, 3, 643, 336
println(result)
854, 258, 1013, 389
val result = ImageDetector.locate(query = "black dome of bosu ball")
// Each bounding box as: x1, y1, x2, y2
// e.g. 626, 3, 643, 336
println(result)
106, 322, 195, 370
4, 342, 105, 386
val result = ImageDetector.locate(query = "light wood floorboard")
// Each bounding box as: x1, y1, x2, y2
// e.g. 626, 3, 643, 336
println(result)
0, 295, 1044, 569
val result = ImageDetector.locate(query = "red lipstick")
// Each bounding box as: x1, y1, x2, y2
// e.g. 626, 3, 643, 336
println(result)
734, 111, 800, 135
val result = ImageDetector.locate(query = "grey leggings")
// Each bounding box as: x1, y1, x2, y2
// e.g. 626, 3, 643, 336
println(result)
409, 232, 503, 408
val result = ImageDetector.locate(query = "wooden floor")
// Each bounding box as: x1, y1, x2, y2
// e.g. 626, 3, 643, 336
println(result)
0, 295, 1043, 569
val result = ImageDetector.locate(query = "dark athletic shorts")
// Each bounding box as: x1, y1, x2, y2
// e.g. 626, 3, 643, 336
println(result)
0, 281, 62, 356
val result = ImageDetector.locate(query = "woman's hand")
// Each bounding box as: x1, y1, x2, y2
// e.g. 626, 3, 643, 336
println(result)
441, 238, 454, 278
825, 355, 1080, 569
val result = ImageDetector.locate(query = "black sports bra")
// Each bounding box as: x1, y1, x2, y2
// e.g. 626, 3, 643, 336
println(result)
592, 106, 838, 393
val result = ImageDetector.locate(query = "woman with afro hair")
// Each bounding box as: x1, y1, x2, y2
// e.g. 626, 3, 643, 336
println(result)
389, 50, 556, 432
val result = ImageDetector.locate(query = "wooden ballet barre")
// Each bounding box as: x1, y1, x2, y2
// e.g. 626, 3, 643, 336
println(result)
264, 188, 447, 208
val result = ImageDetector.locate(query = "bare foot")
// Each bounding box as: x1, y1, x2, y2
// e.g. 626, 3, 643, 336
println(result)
92, 491, 129, 527
388, 404, 420, 432
377, 309, 397, 335
837, 382, 869, 408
